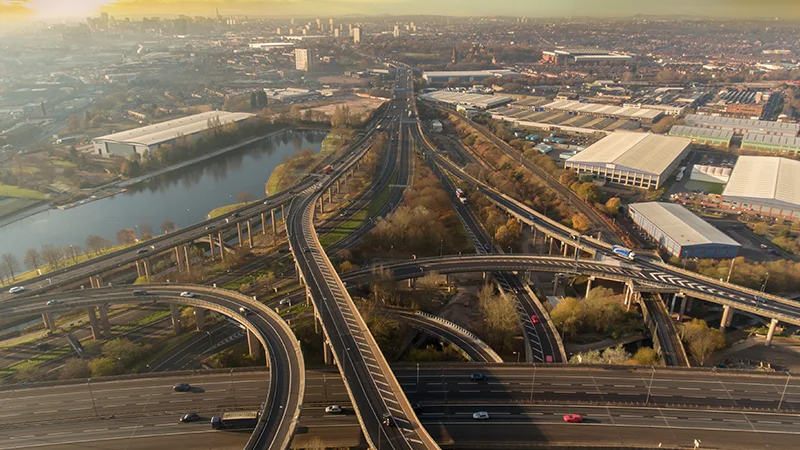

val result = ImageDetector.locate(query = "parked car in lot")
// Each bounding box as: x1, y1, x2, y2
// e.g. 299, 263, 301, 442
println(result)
563, 414, 583, 423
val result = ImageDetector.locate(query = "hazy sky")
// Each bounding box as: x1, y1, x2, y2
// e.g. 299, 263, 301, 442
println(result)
1, 0, 799, 21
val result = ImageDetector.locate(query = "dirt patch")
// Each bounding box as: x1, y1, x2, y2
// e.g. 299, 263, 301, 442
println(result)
317, 76, 371, 86
310, 96, 386, 116
438, 286, 483, 331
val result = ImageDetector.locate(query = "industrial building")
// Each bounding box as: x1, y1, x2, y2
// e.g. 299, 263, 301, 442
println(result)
629, 202, 740, 259
669, 125, 733, 148
421, 70, 518, 84
91, 111, 254, 158
740, 133, 800, 156
541, 100, 663, 124
263, 88, 318, 103
721, 156, 800, 221
419, 91, 512, 110
565, 132, 690, 188
684, 114, 800, 137
542, 47, 633, 65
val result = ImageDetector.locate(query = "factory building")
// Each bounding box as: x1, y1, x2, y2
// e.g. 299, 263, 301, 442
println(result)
542, 47, 632, 65
565, 132, 691, 189
421, 70, 518, 84
419, 91, 512, 110
721, 156, 800, 221
541, 100, 663, 124
629, 202, 740, 259
669, 125, 733, 148
740, 133, 800, 156
91, 111, 254, 158
684, 114, 800, 137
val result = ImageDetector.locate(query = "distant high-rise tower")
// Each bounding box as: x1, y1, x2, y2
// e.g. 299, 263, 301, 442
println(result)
276, 27, 281, 34
452, 46, 458, 64
334, 28, 339, 38
329, 18, 334, 31
353, 27, 361, 43
393, 25, 400, 38
295, 48, 313, 72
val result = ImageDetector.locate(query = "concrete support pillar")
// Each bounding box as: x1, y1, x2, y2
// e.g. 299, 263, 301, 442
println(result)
95, 275, 102, 288
328, 187, 333, 203
174, 247, 183, 272
41, 312, 56, 332
324, 340, 333, 365
562, 242, 569, 257
720, 305, 732, 331
623, 283, 631, 306
686, 297, 694, 312
726, 306, 735, 327
208, 234, 215, 259
532, 228, 537, 248
548, 236, 554, 255
98, 305, 111, 338
318, 196, 324, 214
194, 307, 206, 331
585, 276, 594, 297
261, 213, 267, 236
446, 274, 452, 292
170, 303, 182, 335
89, 276, 96, 288
271, 209, 277, 235
183, 245, 192, 275
86, 307, 101, 340
669, 294, 677, 315
678, 295, 688, 321
553, 275, 560, 296
247, 329, 262, 359
281, 204, 285, 223
136, 260, 142, 277
142, 259, 151, 280
247, 221, 254, 248
627, 291, 637, 312
237, 222, 243, 247
336, 180, 340, 194
218, 232, 225, 261
765, 318, 779, 346
306, 288, 312, 307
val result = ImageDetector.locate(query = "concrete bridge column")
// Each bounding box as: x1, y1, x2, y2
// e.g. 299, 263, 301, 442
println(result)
135, 260, 142, 277
89, 276, 96, 288
669, 294, 677, 315
408, 278, 416, 289
328, 187, 333, 203
562, 242, 569, 257
765, 318, 780, 346
261, 213, 267, 235
41, 312, 56, 332
247, 329, 262, 359
585, 276, 594, 297
247, 221, 254, 248
194, 307, 206, 331
446, 274, 452, 292
174, 247, 183, 272
208, 234, 215, 259
271, 209, 277, 235
548, 236, 554, 255
170, 304, 182, 334
318, 196, 324, 214
142, 259, 151, 280
237, 222, 243, 247
324, 340, 334, 365
553, 275, 560, 296
97, 305, 111, 338
217, 232, 225, 262
720, 305, 733, 331
532, 228, 537, 248
677, 294, 688, 321
86, 307, 101, 340
183, 245, 192, 274
281, 204, 285, 224
725, 306, 735, 327
336, 180, 340, 194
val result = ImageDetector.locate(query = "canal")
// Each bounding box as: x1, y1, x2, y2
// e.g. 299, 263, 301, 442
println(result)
0, 130, 325, 264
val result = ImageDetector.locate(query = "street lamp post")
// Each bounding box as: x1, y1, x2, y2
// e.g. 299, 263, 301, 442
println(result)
205, 331, 213, 356
645, 366, 656, 405
529, 364, 536, 402
87, 378, 98, 416
778, 373, 792, 410
761, 272, 770, 293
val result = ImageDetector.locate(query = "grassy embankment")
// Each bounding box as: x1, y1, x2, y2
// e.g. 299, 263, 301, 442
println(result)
265, 132, 346, 195
207, 202, 250, 219
0, 184, 50, 218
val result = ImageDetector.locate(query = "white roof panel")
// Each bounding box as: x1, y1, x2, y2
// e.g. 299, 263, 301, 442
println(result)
94, 111, 254, 147
723, 156, 800, 208
630, 202, 739, 248
566, 132, 690, 175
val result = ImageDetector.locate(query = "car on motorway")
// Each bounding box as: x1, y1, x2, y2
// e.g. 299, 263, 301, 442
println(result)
46, 299, 63, 306
264, 199, 271, 205
132, 290, 148, 296
239, 306, 252, 315
180, 413, 200, 422
531, 314, 540, 324
279, 298, 291, 306
173, 383, 191, 392
470, 373, 488, 382
136, 248, 150, 254
231, 212, 240, 218
179, 291, 195, 298
411, 402, 423, 414
563, 413, 583, 423
760, 244, 769, 249
205, 225, 215, 230
472, 411, 490, 420
8, 286, 25, 294
546, 355, 554, 363
324, 405, 342, 414
381, 413, 396, 427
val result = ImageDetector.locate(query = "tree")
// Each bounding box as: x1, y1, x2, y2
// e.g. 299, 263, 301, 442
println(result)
559, 171, 577, 186
633, 347, 659, 365
85, 235, 111, 255
339, 261, 355, 273
575, 182, 599, 203
102, 338, 147, 366
551, 296, 582, 338
289, 105, 302, 123
1, 253, 20, 280
257, 90, 268, 107
237, 191, 253, 203
24, 248, 41, 271
681, 318, 725, 366
571, 213, 591, 232
250, 92, 258, 108
605, 197, 621, 216
161, 220, 176, 233
753, 223, 769, 236
41, 244, 64, 269
116, 228, 137, 245
59, 358, 91, 380
139, 223, 153, 239
89, 356, 124, 377
494, 219, 522, 248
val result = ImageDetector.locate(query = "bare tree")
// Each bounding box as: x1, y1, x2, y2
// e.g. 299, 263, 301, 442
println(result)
116, 228, 137, 245
24, 248, 41, 271
0, 263, 9, 285
161, 220, 176, 234
237, 191, 253, 203
41, 244, 64, 269
65, 245, 81, 263
139, 223, 153, 239
1, 253, 20, 281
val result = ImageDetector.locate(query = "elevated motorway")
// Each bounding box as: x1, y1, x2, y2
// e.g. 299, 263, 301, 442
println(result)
639, 293, 690, 367
8, 285, 304, 450
288, 69, 439, 449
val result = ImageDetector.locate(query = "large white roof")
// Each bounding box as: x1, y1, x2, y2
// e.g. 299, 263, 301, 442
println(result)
630, 202, 739, 248
94, 111, 254, 147
670, 125, 734, 141
543, 100, 662, 120
685, 114, 800, 136
420, 91, 511, 109
723, 156, 800, 208
566, 132, 691, 176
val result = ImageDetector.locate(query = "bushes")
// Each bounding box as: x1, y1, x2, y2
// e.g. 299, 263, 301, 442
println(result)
550, 287, 632, 339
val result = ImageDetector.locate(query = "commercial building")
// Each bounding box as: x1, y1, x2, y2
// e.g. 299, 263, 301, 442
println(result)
91, 111, 254, 158
721, 156, 800, 221
263, 88, 318, 103
740, 133, 800, 156
629, 202, 740, 258
669, 125, 733, 148
421, 70, 518, 84
565, 132, 691, 189
684, 114, 800, 137
541, 100, 663, 124
294, 48, 313, 72
542, 47, 632, 65
419, 91, 512, 110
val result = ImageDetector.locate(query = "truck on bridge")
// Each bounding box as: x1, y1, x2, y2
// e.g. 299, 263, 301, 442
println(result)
210, 411, 260, 430
611, 245, 636, 261
321, 165, 333, 175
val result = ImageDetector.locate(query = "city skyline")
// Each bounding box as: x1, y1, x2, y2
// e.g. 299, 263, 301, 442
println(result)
2, 0, 800, 22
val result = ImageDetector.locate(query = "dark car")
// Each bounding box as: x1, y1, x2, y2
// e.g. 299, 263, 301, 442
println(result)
173, 383, 191, 392
132, 290, 148, 296
470, 373, 488, 382
180, 413, 200, 422
231, 212, 240, 218
411, 402, 423, 414
382, 413, 396, 427
136, 248, 149, 254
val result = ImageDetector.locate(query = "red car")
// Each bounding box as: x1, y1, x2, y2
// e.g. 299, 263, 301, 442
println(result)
563, 414, 583, 423
531, 315, 539, 324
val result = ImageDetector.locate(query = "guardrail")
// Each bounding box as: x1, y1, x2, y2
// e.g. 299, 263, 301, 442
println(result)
414, 311, 503, 363
521, 284, 568, 362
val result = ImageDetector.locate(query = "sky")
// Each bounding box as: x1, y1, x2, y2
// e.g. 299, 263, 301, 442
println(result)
1, 0, 799, 22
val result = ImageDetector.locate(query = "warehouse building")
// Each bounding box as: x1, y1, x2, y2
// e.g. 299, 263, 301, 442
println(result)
721, 156, 800, 221
684, 114, 800, 137
419, 91, 512, 110
669, 125, 733, 148
740, 133, 800, 156
91, 111, 255, 158
421, 70, 517, 84
542, 48, 632, 65
565, 132, 691, 189
541, 100, 663, 124
629, 202, 740, 258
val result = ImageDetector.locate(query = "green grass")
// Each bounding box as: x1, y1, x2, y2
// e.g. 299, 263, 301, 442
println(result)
11, 241, 136, 284
319, 171, 397, 248
279, 303, 310, 317
207, 202, 250, 219
266, 131, 346, 195
0, 184, 49, 199
223, 267, 275, 290
116, 310, 172, 333
0, 345, 73, 378
0, 197, 42, 217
